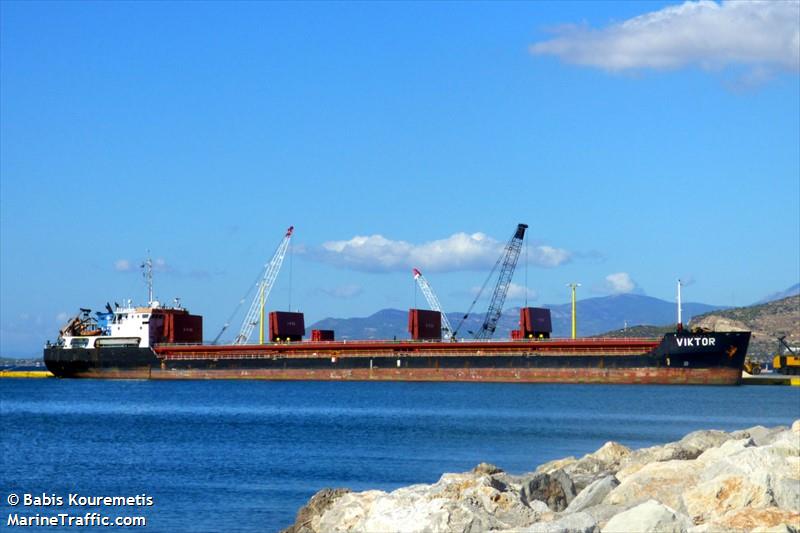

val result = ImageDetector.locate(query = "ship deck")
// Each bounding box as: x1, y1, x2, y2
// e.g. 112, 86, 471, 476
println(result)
154, 338, 662, 360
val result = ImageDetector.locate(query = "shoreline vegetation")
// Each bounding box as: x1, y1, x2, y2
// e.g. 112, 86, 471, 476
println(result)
285, 421, 800, 533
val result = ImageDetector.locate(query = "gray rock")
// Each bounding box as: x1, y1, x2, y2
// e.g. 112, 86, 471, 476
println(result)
580, 504, 635, 530
520, 469, 577, 511
286, 421, 800, 533
565, 476, 620, 513
472, 462, 504, 475
616, 430, 732, 481
601, 499, 692, 533
561, 442, 631, 491
676, 429, 733, 457
772, 476, 800, 511
730, 425, 789, 446
524, 512, 599, 533
527, 500, 552, 515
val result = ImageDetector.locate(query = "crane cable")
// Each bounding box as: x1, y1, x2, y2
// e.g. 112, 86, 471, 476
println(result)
452, 251, 503, 338
212, 267, 264, 345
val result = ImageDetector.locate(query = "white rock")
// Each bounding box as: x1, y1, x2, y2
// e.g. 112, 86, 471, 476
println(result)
731, 425, 789, 447
703, 507, 800, 532
699, 443, 798, 484
524, 511, 598, 533
615, 435, 714, 481
601, 500, 692, 533
683, 472, 777, 523
288, 421, 800, 533
359, 495, 452, 533
695, 437, 754, 464
603, 460, 699, 511
318, 491, 383, 532
751, 524, 798, 533
528, 500, 551, 514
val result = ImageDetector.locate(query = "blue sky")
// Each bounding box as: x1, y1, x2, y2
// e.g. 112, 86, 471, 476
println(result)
1, 1, 798, 356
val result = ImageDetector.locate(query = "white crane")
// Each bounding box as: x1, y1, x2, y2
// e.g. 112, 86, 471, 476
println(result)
232, 226, 294, 345
412, 268, 454, 340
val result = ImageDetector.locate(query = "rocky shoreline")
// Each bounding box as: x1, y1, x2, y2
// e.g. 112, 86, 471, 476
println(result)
284, 421, 799, 533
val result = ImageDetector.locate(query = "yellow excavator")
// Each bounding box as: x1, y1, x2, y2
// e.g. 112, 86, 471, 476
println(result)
743, 357, 762, 375
773, 336, 800, 375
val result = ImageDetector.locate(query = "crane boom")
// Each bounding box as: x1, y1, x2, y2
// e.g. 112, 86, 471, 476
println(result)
412, 268, 454, 340
233, 226, 294, 345
474, 223, 528, 340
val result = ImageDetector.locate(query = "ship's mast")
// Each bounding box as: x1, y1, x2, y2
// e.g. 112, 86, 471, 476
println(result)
142, 253, 154, 306
567, 283, 581, 339
677, 278, 683, 327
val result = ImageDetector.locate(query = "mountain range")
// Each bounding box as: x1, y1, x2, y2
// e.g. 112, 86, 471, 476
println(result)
308, 293, 724, 340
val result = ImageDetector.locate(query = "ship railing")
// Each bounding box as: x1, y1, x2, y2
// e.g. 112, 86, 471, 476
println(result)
159, 346, 654, 360
155, 337, 660, 348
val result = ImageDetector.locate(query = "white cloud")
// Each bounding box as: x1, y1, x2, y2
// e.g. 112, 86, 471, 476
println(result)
530, 1, 800, 74
313, 232, 571, 273
55, 312, 69, 324
321, 284, 364, 299
604, 272, 639, 294
506, 283, 539, 301
115, 257, 171, 273
530, 246, 572, 268
114, 259, 132, 272
153, 258, 170, 273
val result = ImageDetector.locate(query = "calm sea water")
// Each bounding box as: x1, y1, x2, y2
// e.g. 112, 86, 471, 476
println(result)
2, 379, 799, 531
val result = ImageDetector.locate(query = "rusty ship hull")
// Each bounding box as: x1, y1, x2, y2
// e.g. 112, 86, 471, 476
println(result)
44, 331, 750, 385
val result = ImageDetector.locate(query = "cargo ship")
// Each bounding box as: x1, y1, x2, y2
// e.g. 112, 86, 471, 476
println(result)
43, 225, 751, 385
43, 303, 750, 385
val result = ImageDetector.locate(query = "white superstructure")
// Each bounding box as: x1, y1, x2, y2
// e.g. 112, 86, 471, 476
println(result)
57, 300, 197, 350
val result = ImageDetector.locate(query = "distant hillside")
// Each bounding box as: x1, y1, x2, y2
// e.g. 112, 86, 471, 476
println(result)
689, 295, 800, 358
543, 294, 720, 338
308, 294, 724, 340
312, 309, 410, 340
756, 283, 800, 304
592, 324, 677, 339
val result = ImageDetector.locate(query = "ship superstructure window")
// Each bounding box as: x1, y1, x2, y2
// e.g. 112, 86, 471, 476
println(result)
70, 338, 89, 348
